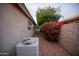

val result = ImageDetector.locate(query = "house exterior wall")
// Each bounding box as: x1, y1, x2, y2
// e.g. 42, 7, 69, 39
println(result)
0, 4, 35, 55
59, 23, 79, 55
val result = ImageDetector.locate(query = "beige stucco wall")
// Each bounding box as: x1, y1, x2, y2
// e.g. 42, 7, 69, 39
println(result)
59, 23, 79, 55
0, 4, 35, 55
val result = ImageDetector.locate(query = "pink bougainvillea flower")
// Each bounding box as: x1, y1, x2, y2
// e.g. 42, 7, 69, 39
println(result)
42, 21, 64, 41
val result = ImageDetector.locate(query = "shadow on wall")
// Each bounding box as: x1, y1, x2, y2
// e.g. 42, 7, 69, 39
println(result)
0, 3, 35, 56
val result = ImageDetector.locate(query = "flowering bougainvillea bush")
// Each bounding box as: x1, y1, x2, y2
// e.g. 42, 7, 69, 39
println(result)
41, 21, 64, 41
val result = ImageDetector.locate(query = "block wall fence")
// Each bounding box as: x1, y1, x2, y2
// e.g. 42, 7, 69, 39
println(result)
59, 23, 79, 55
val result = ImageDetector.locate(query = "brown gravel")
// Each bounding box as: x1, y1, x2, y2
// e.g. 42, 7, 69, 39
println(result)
34, 32, 70, 56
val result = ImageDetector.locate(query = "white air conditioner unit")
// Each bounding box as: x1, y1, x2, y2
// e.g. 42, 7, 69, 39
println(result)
16, 37, 39, 56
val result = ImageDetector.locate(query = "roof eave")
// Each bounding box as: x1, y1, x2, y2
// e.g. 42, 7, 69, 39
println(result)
12, 3, 36, 26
